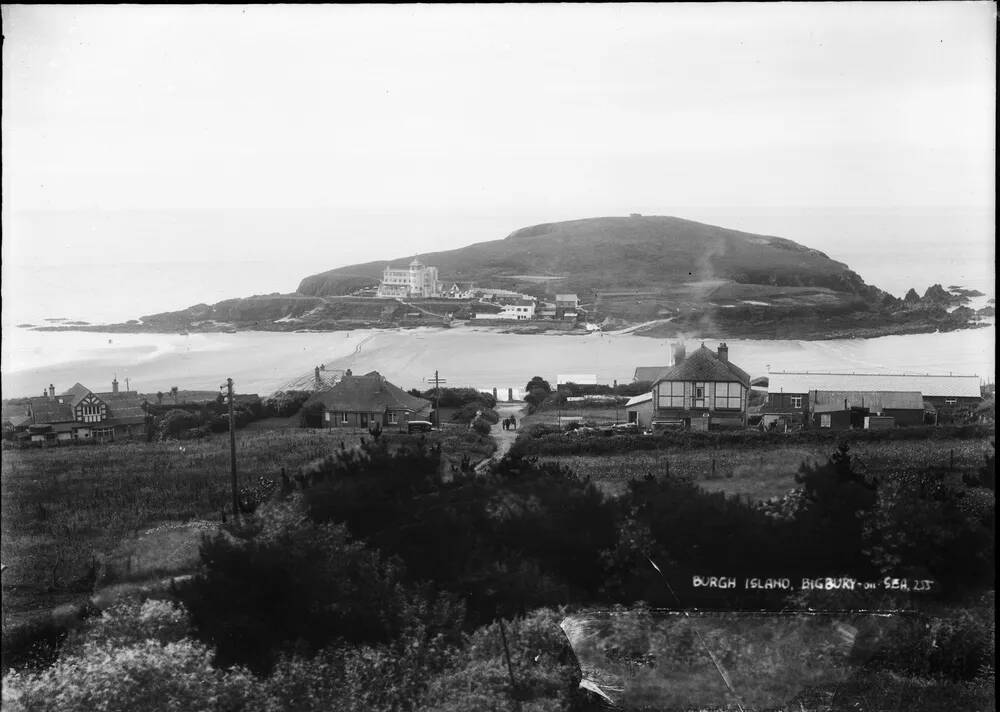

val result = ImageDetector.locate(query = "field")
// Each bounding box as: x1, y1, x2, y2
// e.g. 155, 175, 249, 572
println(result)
540, 437, 995, 499
0, 425, 493, 628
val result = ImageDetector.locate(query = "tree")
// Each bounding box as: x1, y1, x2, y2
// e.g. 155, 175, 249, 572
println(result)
903, 288, 921, 304
524, 376, 551, 394
170, 386, 179, 404
156, 391, 164, 405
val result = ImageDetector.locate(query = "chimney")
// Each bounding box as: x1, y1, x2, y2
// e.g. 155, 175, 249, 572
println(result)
112, 377, 119, 394
315, 366, 321, 388
671, 341, 686, 366
718, 343, 728, 363
49, 384, 55, 398
345, 368, 352, 377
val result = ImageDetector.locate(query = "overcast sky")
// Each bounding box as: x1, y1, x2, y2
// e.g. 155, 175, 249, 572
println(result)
1, 3, 995, 292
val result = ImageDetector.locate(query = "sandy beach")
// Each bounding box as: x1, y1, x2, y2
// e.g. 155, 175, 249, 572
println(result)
2, 324, 994, 399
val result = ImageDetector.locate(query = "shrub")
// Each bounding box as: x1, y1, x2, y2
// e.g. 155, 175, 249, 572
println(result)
175, 499, 464, 674
470, 417, 492, 436
2, 638, 255, 712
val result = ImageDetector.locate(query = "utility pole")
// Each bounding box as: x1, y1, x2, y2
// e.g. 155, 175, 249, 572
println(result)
223, 378, 238, 518
425, 371, 447, 428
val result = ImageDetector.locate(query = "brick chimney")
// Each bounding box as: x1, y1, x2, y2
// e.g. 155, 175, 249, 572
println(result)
718, 343, 729, 363
49, 384, 55, 398
112, 377, 119, 394
314, 366, 321, 389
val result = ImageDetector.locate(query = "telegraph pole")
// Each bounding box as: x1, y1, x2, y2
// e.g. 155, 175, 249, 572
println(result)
425, 371, 447, 428
225, 378, 238, 518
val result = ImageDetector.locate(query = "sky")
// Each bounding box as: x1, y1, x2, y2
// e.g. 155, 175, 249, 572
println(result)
1, 2, 996, 324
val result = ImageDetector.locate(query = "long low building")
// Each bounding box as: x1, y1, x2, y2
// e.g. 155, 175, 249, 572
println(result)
763, 371, 982, 428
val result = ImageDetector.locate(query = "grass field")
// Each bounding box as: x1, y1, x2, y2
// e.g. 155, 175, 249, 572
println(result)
541, 437, 995, 499
0, 425, 493, 627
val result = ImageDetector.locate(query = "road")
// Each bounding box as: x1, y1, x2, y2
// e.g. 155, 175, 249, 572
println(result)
475, 401, 527, 471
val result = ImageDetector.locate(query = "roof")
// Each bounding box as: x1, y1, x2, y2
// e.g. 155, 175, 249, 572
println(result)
812, 390, 924, 413
63, 383, 93, 408
27, 397, 75, 424
625, 392, 653, 407
95, 391, 148, 421
307, 372, 431, 414
556, 374, 598, 385
653, 345, 750, 387
768, 371, 981, 399
633, 366, 667, 383
555, 294, 579, 301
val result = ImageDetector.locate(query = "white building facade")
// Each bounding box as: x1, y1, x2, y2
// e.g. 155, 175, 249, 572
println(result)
377, 259, 442, 298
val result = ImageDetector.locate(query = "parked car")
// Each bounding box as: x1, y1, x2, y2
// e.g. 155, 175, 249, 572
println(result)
407, 420, 434, 433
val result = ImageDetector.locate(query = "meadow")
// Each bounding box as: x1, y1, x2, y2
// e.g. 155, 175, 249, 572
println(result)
540, 437, 995, 499
0, 425, 493, 628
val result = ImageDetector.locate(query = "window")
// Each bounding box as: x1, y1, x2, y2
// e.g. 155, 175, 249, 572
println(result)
325, 412, 331, 422
388, 412, 398, 424
341, 413, 349, 424
790, 396, 802, 409
945, 399, 957, 405
820, 414, 831, 428
715, 382, 743, 410
659, 381, 686, 408
693, 382, 706, 408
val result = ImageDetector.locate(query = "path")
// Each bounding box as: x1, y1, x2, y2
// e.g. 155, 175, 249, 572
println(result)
475, 402, 527, 472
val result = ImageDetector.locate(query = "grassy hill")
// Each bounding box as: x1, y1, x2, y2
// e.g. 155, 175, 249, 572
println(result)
297, 215, 872, 299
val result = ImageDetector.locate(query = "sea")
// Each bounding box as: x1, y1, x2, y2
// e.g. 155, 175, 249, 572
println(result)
1, 206, 994, 398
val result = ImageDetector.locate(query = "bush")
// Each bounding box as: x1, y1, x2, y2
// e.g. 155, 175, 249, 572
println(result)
175, 500, 464, 674
263, 390, 312, 418
470, 417, 492, 436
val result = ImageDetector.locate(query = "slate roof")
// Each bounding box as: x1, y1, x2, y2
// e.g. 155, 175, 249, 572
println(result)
768, 371, 981, 399
27, 397, 75, 424
653, 345, 751, 387
25, 386, 147, 426
633, 367, 667, 383
63, 383, 93, 408
95, 391, 148, 423
811, 390, 925, 413
307, 372, 431, 414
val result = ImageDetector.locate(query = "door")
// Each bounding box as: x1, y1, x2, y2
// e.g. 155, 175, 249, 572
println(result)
360, 413, 368, 427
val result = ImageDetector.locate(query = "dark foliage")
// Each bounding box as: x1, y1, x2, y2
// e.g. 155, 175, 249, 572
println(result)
297, 441, 618, 625
263, 390, 312, 418
175, 509, 464, 674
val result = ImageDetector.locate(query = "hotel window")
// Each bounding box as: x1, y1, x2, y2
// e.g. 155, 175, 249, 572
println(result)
790, 396, 802, 409
660, 381, 686, 408
715, 382, 743, 410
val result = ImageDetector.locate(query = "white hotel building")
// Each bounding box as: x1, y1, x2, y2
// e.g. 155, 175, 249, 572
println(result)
376, 258, 442, 298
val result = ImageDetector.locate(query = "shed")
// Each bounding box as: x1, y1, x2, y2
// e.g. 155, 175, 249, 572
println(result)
624, 392, 653, 430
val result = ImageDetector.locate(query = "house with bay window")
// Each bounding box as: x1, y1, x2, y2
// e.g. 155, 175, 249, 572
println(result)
650, 343, 750, 430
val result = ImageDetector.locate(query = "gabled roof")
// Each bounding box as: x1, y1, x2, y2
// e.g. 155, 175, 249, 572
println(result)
307, 371, 431, 414
555, 293, 579, 301
63, 383, 94, 408
653, 345, 750, 387
633, 366, 667, 383
812, 390, 925, 412
768, 371, 981, 399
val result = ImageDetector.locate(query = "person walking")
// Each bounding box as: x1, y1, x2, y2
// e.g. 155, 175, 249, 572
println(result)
510, 415, 517, 430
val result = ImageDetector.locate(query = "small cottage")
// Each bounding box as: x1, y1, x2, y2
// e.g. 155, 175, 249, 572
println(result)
307, 370, 432, 430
